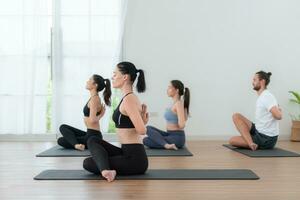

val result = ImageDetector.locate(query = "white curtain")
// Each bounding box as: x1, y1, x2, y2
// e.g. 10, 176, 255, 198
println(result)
0, 0, 52, 134
51, 0, 128, 135
0, 0, 127, 135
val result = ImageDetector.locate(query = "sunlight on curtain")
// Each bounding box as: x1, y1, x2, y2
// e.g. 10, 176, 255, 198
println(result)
0, 0, 52, 134
0, 0, 127, 135
52, 0, 127, 135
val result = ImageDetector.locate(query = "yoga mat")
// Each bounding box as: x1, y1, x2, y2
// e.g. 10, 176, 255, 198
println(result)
223, 144, 300, 157
36, 146, 90, 157
36, 145, 193, 157
145, 147, 193, 157
34, 169, 259, 180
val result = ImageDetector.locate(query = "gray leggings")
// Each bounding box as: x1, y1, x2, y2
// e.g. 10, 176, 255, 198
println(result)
143, 126, 185, 149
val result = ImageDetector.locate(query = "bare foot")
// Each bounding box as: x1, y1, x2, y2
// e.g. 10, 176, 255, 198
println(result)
249, 143, 258, 151
102, 170, 117, 182
164, 143, 178, 150
74, 144, 85, 151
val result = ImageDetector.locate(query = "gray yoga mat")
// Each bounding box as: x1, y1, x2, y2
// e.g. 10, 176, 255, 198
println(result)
36, 146, 90, 157
34, 169, 259, 180
145, 147, 193, 157
36, 145, 193, 157
223, 144, 300, 157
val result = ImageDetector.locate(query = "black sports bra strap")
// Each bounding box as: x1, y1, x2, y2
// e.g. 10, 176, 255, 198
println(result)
87, 94, 99, 103
120, 92, 133, 103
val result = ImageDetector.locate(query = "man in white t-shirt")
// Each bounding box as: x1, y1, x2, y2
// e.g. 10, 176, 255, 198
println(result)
229, 71, 282, 151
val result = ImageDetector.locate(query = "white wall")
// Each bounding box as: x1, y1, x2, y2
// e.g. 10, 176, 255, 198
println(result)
123, 0, 300, 140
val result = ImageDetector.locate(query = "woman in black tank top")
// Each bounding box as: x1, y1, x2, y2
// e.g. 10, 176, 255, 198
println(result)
83, 62, 149, 182
112, 92, 135, 128
57, 74, 111, 151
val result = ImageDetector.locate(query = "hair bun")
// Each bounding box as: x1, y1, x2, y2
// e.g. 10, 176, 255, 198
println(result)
267, 72, 272, 76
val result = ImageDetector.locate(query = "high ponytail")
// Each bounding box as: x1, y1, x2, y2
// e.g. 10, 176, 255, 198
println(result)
136, 69, 146, 93
92, 74, 111, 106
117, 62, 146, 93
171, 80, 190, 116
184, 87, 190, 116
103, 79, 111, 106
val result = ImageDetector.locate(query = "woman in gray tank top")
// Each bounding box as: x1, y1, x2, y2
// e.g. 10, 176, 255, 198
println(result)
143, 80, 190, 150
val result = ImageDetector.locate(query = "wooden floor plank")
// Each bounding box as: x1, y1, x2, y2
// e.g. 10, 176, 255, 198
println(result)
0, 141, 299, 200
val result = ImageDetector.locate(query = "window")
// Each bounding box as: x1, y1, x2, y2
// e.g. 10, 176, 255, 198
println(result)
0, 0, 126, 134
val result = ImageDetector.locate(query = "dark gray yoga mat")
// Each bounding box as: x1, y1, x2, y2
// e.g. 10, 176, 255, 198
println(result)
223, 144, 300, 157
36, 145, 90, 157
34, 169, 259, 180
145, 147, 193, 157
36, 145, 193, 157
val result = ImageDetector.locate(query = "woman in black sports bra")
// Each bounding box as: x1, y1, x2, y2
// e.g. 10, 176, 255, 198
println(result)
57, 74, 111, 151
83, 62, 149, 182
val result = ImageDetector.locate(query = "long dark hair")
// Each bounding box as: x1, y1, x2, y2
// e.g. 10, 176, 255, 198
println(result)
117, 61, 146, 93
256, 71, 272, 88
92, 74, 111, 106
171, 80, 190, 115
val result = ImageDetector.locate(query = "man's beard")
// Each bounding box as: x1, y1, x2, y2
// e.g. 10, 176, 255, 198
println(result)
253, 85, 261, 91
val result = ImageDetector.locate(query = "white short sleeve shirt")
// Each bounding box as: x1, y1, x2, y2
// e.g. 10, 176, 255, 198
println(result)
255, 90, 279, 137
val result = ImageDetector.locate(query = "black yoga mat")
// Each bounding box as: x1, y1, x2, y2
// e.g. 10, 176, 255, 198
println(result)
145, 147, 193, 157
34, 169, 259, 180
36, 145, 90, 157
223, 144, 300, 157
36, 145, 193, 157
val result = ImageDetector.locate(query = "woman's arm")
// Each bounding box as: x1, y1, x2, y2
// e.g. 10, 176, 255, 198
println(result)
123, 96, 147, 135
87, 97, 103, 124
141, 104, 149, 125
175, 101, 186, 129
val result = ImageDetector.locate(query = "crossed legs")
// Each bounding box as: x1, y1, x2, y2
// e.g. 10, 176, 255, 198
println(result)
229, 113, 258, 151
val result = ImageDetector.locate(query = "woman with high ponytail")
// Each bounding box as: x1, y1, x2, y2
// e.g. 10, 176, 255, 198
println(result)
57, 74, 111, 151
83, 61, 149, 182
143, 80, 190, 150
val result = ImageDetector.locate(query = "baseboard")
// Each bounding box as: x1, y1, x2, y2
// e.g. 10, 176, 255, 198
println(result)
0, 134, 57, 142
0, 133, 291, 142
187, 134, 291, 141
0, 133, 118, 142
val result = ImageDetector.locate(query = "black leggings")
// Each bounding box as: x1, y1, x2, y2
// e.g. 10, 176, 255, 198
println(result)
57, 124, 103, 149
83, 136, 148, 175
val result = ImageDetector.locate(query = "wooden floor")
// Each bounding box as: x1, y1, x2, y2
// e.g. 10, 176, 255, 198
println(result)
0, 141, 300, 200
